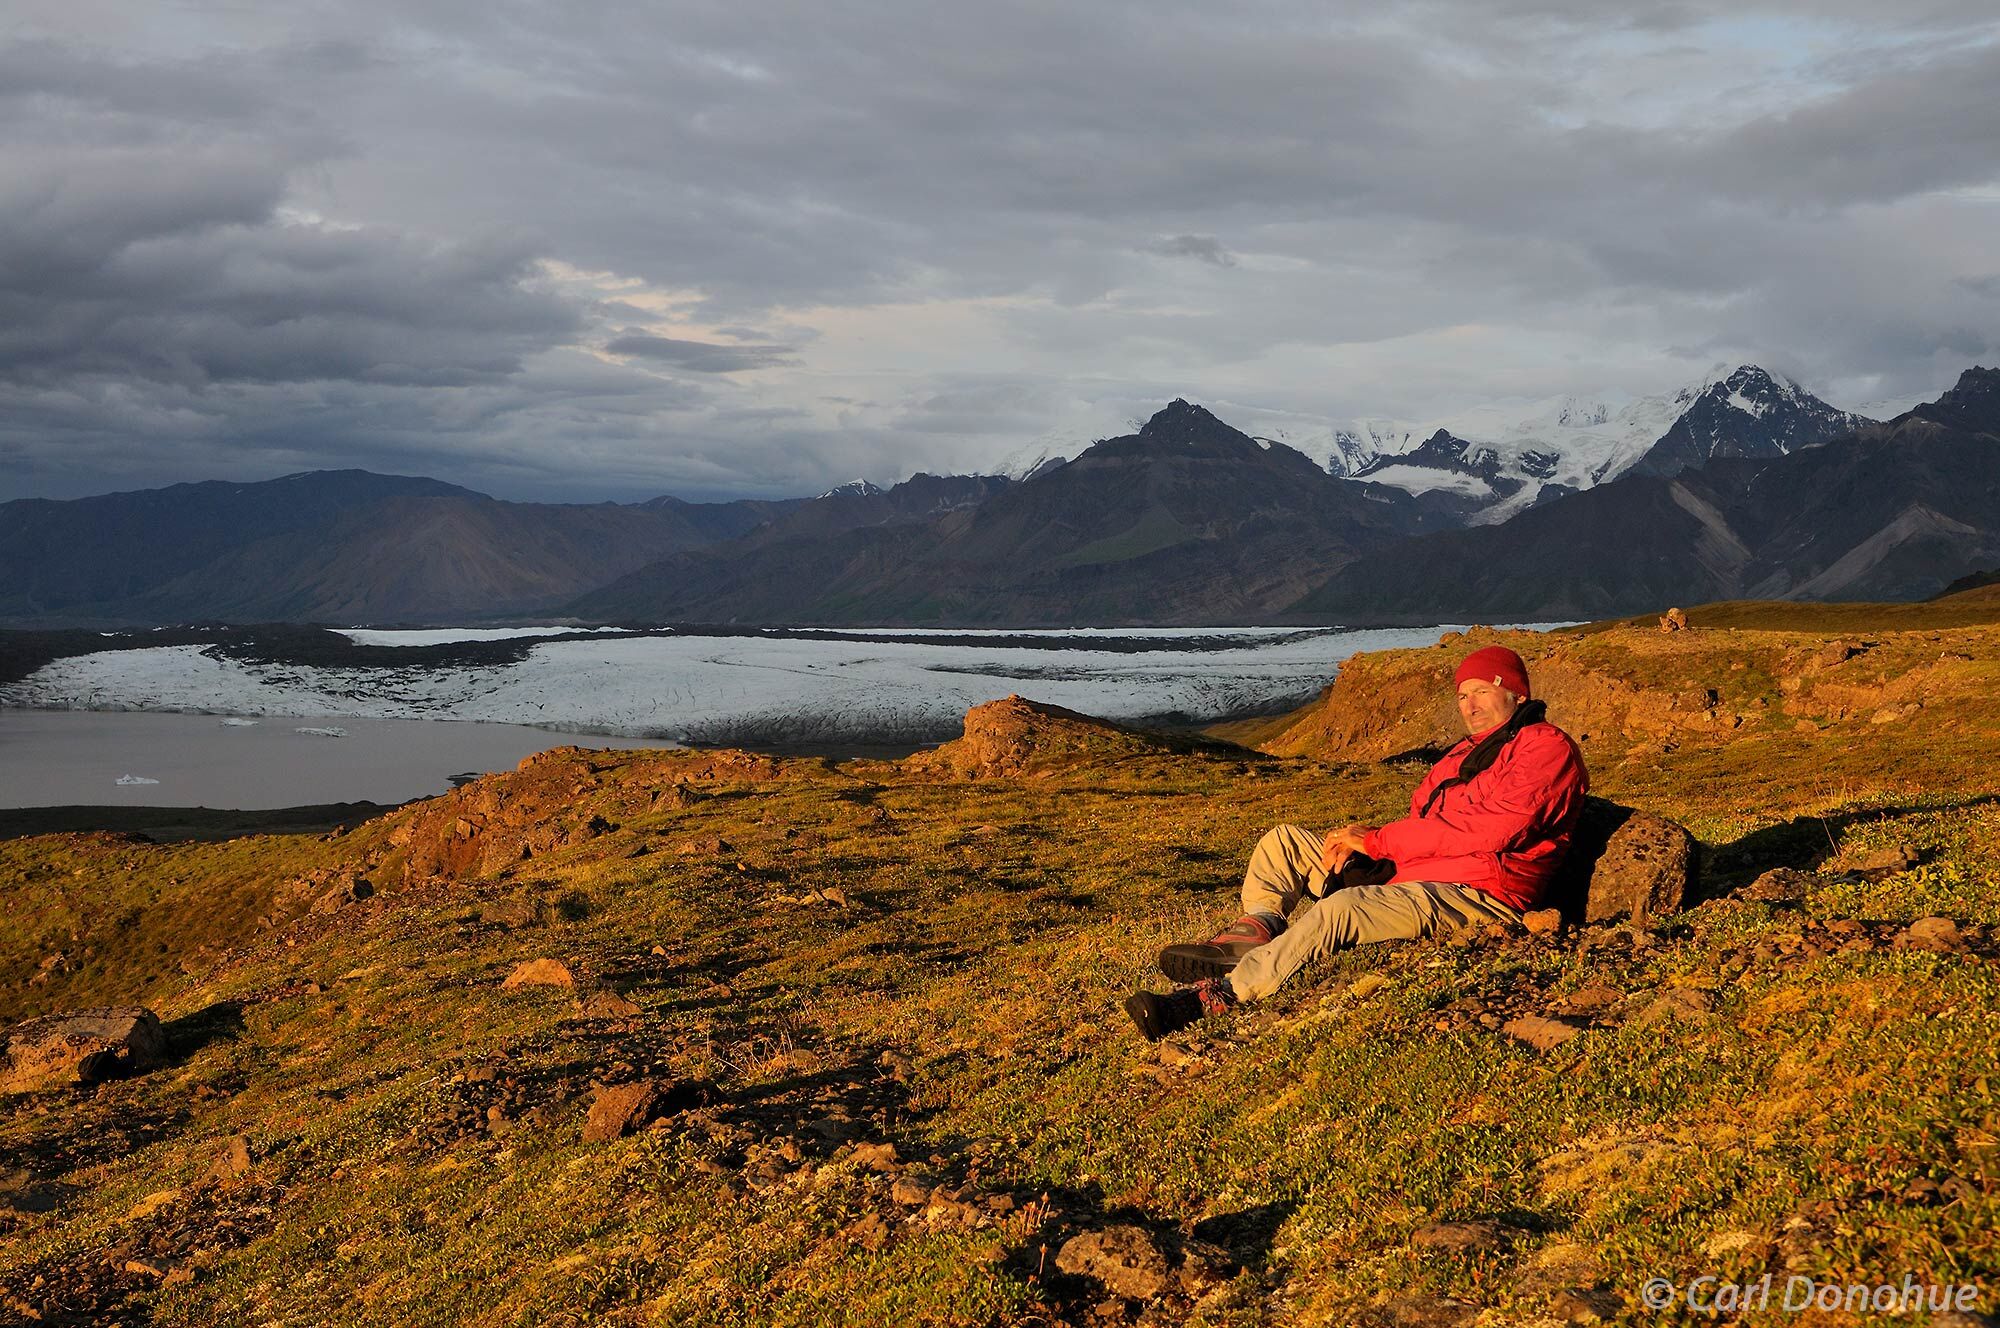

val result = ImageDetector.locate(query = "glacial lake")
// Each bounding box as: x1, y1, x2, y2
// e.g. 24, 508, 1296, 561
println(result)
0, 709, 661, 810
0, 623, 1547, 809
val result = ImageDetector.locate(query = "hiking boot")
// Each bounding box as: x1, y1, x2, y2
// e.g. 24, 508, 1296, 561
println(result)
1158, 914, 1283, 983
1124, 979, 1237, 1042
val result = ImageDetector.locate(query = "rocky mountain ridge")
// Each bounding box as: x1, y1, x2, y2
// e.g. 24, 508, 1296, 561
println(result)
569, 400, 1434, 625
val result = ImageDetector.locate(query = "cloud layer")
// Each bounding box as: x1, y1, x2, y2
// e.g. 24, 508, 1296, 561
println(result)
3, 3, 1997, 500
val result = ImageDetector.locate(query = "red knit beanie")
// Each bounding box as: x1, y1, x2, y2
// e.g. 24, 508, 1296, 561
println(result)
1454, 645, 1531, 700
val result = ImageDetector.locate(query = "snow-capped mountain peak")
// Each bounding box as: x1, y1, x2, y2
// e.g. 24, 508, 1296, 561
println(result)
1628, 365, 1873, 477
815, 478, 885, 500
1293, 364, 1874, 524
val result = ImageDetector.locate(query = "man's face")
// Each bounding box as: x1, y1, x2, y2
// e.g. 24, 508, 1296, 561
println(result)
1456, 678, 1521, 736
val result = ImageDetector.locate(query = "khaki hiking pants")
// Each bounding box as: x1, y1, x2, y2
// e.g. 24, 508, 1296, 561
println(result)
1226, 823, 1523, 1003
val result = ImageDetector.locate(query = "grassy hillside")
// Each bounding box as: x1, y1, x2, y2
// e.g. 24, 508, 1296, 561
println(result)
3, 609, 1998, 1325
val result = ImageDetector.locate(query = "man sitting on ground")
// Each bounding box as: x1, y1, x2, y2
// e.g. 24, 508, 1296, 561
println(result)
1126, 645, 1588, 1040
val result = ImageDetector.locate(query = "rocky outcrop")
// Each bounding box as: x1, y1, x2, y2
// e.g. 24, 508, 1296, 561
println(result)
907, 695, 1240, 779
387, 746, 790, 885
2, 1007, 166, 1093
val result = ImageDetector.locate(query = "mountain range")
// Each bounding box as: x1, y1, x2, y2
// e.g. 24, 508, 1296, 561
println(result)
571, 400, 1431, 625
1297, 366, 2000, 621
2, 364, 1992, 628
1304, 365, 1873, 524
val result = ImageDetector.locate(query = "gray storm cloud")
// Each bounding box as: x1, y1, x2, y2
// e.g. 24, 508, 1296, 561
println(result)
1, 1, 1996, 501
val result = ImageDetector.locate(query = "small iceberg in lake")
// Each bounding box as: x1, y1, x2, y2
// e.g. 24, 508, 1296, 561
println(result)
220, 718, 260, 727
294, 726, 349, 738
115, 774, 161, 786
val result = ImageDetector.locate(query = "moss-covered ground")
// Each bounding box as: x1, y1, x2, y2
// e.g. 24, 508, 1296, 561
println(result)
1, 606, 1997, 1326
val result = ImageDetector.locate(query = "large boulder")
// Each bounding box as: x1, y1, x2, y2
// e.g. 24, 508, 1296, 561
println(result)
907, 695, 1237, 779
1551, 797, 1694, 923
1055, 1224, 1171, 1300
2, 1007, 167, 1093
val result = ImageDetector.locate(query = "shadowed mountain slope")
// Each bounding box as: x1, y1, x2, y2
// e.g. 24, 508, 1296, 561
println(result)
572, 400, 1432, 625
1, 473, 797, 626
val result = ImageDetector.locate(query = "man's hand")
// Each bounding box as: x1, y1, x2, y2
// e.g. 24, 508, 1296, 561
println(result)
1318, 824, 1373, 876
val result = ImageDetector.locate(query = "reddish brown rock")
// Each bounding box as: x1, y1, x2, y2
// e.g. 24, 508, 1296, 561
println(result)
1502, 1014, 1586, 1053
211, 1134, 253, 1181
1521, 908, 1564, 936
907, 695, 1231, 779
583, 1081, 663, 1143
1903, 916, 1965, 953
500, 958, 575, 990
2, 1007, 166, 1094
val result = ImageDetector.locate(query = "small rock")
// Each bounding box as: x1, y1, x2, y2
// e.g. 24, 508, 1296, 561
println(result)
849, 1141, 903, 1172
477, 897, 541, 929
1378, 1293, 1479, 1326
1556, 985, 1624, 1016
210, 1134, 253, 1181
1055, 1224, 1171, 1301
500, 958, 575, 990
889, 1174, 934, 1207
1702, 1229, 1761, 1257
1743, 868, 1814, 902
1629, 987, 1717, 1025
924, 1194, 981, 1226
1659, 607, 1687, 632
678, 836, 731, 856
583, 1081, 663, 1143
845, 1211, 892, 1251
1501, 1015, 1585, 1052
1904, 916, 1964, 953
575, 990, 642, 1018
2, 1007, 167, 1094
1409, 1219, 1521, 1254
1550, 1287, 1623, 1323
126, 1187, 182, 1221
1176, 1238, 1236, 1290
1521, 908, 1564, 936
1849, 842, 1917, 873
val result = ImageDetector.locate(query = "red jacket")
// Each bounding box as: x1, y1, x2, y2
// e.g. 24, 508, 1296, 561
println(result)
1361, 719, 1588, 912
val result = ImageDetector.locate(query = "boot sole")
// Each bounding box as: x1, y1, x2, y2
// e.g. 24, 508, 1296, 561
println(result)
1123, 990, 1171, 1041
1157, 944, 1239, 984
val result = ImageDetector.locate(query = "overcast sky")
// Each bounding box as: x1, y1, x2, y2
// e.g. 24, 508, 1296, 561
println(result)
4, 2, 1998, 502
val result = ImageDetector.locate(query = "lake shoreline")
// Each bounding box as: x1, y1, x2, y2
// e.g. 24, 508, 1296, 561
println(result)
0, 800, 399, 843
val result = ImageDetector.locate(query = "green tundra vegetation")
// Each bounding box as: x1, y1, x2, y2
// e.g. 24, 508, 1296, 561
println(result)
1, 592, 1997, 1326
